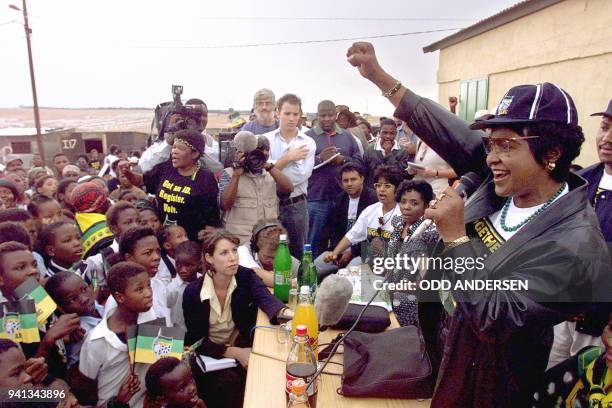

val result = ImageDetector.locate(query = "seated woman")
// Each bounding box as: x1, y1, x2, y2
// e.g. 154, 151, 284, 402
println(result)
386, 179, 439, 327
182, 229, 291, 408
321, 165, 404, 275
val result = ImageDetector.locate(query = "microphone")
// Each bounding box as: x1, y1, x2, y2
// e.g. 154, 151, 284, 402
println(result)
408, 171, 482, 242
314, 274, 353, 329
233, 130, 258, 153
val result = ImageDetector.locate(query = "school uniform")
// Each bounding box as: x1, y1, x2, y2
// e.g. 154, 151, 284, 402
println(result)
79, 308, 156, 407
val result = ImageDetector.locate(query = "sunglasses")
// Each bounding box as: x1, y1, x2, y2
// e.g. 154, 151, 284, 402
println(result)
481, 135, 539, 155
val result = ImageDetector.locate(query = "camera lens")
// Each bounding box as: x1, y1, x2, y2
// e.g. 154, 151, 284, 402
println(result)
246, 149, 266, 172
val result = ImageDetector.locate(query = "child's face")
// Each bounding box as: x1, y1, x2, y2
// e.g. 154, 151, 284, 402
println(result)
126, 236, 161, 277
159, 363, 200, 408
112, 208, 139, 237
58, 274, 96, 316
0, 250, 39, 298
166, 227, 188, 254
0, 347, 33, 388
48, 224, 84, 265
139, 209, 161, 232
19, 219, 38, 248
115, 271, 153, 313
175, 253, 200, 283
36, 200, 63, 230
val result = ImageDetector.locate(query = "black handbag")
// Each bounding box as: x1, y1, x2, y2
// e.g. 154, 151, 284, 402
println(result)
331, 303, 391, 333
339, 325, 433, 399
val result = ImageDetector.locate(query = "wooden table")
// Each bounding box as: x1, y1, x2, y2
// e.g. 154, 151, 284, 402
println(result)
243, 309, 431, 407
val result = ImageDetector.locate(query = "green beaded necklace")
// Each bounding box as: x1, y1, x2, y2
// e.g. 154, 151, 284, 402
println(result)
499, 182, 567, 232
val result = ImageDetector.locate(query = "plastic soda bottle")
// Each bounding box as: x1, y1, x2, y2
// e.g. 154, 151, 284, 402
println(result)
292, 286, 318, 355
286, 325, 317, 407
273, 234, 292, 302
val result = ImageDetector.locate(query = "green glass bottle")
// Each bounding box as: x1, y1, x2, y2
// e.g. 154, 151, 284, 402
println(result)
297, 244, 317, 299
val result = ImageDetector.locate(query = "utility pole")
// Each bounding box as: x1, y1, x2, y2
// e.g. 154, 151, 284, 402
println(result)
10, 0, 44, 161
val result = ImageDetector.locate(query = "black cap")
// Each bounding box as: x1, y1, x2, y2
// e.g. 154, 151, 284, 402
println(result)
470, 82, 578, 130
590, 99, 612, 118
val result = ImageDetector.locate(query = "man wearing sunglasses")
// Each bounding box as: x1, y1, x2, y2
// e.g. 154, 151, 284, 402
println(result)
346, 42, 611, 407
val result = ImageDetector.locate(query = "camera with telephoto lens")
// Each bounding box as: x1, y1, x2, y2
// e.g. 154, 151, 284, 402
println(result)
164, 85, 204, 134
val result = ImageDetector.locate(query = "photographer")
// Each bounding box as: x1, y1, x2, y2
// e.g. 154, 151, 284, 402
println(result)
219, 131, 293, 244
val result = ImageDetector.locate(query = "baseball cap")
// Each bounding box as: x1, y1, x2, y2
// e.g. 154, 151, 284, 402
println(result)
470, 82, 578, 130
590, 99, 612, 118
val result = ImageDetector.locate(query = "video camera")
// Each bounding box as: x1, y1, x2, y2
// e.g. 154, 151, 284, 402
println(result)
150, 85, 205, 144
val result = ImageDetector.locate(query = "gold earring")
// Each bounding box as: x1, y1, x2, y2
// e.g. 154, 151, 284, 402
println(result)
547, 162, 556, 171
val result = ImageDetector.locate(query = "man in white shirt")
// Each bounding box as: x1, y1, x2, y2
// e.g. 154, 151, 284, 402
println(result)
263, 94, 316, 259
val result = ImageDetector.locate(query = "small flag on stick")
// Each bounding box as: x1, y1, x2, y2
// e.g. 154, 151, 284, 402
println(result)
0, 299, 40, 343
14, 277, 56, 325
127, 322, 185, 366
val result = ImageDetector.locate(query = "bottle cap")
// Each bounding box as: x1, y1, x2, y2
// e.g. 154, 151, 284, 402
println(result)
291, 379, 306, 396
295, 325, 307, 336
300, 285, 310, 295
279, 234, 287, 241
303, 244, 312, 251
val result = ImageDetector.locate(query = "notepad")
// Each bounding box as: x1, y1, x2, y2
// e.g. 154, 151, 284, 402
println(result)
195, 355, 238, 373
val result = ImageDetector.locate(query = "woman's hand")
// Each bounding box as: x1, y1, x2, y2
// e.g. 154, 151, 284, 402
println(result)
346, 42, 385, 82
232, 347, 251, 369
424, 186, 467, 242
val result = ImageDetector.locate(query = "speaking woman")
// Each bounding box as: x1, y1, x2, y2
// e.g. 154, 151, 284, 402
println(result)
346, 42, 611, 407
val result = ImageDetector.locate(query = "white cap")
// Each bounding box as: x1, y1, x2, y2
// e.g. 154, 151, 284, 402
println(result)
279, 234, 287, 241
300, 285, 310, 295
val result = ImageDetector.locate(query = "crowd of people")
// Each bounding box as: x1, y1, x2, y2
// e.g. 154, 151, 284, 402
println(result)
0, 42, 609, 408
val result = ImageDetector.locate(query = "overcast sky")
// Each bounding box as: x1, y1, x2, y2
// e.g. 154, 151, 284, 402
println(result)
0, 0, 518, 115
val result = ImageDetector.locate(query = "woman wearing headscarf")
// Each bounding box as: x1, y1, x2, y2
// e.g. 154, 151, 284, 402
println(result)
123, 129, 220, 241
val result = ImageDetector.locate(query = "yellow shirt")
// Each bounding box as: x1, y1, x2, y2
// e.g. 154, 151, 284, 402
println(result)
199, 273, 238, 345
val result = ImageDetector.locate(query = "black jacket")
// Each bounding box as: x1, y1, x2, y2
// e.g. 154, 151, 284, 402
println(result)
394, 89, 612, 407
578, 162, 611, 242
182, 266, 285, 359
328, 187, 378, 256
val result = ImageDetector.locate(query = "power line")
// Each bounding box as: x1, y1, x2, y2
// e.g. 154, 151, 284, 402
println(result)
0, 20, 17, 26
128, 28, 462, 49
178, 16, 475, 22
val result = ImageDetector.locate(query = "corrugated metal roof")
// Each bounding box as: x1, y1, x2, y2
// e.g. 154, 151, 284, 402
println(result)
423, 0, 564, 52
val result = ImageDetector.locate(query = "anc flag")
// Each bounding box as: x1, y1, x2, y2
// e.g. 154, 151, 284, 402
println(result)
130, 324, 185, 365
0, 299, 40, 343
14, 277, 56, 325
127, 325, 138, 368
